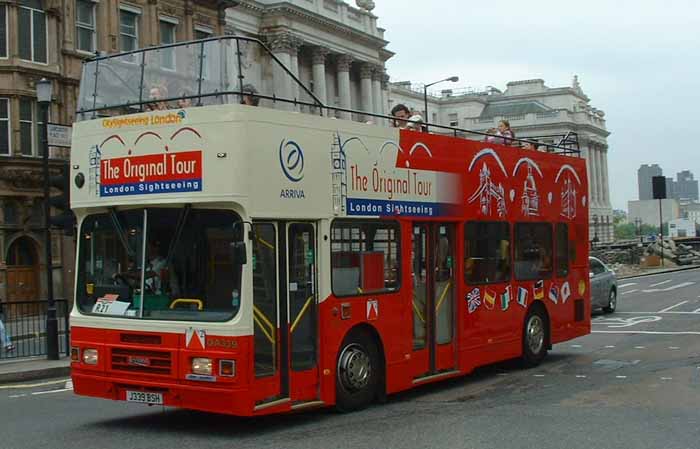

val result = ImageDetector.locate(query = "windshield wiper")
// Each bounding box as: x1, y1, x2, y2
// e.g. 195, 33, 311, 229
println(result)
165, 204, 191, 266
108, 207, 135, 258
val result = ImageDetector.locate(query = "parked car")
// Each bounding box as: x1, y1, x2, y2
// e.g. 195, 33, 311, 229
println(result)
589, 256, 618, 313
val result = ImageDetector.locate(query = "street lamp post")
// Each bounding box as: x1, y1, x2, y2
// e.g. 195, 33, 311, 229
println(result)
423, 76, 459, 131
634, 217, 642, 243
38, 78, 59, 360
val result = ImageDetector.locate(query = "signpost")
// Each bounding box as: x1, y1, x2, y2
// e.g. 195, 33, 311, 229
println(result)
47, 123, 72, 148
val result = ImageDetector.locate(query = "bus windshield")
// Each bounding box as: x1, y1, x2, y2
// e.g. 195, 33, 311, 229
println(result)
76, 207, 243, 322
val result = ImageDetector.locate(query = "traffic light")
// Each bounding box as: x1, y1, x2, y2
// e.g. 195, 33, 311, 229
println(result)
49, 162, 76, 235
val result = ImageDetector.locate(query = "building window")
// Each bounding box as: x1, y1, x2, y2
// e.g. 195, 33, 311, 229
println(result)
159, 18, 177, 69
18, 0, 47, 63
514, 222, 553, 281
76, 0, 96, 53
465, 221, 510, 284
331, 220, 401, 296
19, 98, 46, 157
0, 98, 9, 155
0, 5, 7, 58
119, 8, 139, 53
448, 113, 458, 127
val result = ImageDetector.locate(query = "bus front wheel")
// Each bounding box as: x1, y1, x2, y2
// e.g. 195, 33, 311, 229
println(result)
336, 331, 379, 412
522, 307, 548, 367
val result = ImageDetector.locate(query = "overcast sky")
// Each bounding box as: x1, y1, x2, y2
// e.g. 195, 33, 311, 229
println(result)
372, 0, 700, 211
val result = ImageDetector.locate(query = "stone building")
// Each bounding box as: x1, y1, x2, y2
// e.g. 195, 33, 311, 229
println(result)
389, 77, 614, 243
638, 164, 663, 201
0, 0, 234, 302
227, 0, 391, 120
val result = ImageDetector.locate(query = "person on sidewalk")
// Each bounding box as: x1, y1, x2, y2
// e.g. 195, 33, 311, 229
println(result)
0, 301, 15, 352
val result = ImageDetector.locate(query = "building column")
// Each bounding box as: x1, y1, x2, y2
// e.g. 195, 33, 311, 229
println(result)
311, 46, 328, 112
336, 54, 353, 120
602, 147, 611, 206
359, 63, 374, 122
264, 32, 295, 111
586, 144, 598, 207
596, 145, 606, 208
371, 67, 382, 118
381, 73, 390, 127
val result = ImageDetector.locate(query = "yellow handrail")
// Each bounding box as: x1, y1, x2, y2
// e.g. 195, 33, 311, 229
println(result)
290, 295, 314, 333
253, 314, 275, 345
435, 280, 452, 312
253, 305, 275, 335
169, 298, 203, 310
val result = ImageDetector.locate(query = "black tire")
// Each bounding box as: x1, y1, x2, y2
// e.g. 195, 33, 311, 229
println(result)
335, 331, 380, 412
522, 307, 548, 367
603, 289, 617, 314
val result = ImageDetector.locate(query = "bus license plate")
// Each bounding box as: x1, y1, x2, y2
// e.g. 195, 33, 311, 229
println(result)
126, 390, 163, 405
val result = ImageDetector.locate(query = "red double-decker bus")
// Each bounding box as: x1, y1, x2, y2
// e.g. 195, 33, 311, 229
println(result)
69, 37, 590, 415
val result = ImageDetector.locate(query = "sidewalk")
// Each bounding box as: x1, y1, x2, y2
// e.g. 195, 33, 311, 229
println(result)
617, 264, 700, 280
0, 356, 71, 384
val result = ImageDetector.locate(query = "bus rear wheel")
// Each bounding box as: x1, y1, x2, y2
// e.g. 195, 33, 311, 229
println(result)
522, 308, 548, 367
336, 332, 379, 412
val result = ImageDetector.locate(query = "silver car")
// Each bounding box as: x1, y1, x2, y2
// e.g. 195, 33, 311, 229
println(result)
589, 256, 618, 313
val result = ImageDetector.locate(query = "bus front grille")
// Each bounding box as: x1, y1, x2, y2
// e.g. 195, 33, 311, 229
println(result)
111, 348, 172, 375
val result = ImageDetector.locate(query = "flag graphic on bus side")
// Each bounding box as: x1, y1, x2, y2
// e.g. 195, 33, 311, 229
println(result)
517, 287, 528, 308
548, 284, 559, 304
501, 286, 511, 311
561, 282, 571, 303
467, 288, 481, 313
484, 289, 496, 310
534, 280, 545, 300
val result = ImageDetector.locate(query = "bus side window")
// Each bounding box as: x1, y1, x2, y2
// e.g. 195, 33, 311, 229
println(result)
514, 223, 553, 281
464, 221, 510, 284
331, 220, 401, 296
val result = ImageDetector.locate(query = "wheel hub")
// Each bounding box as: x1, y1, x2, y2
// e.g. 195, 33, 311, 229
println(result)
338, 344, 371, 392
527, 315, 544, 355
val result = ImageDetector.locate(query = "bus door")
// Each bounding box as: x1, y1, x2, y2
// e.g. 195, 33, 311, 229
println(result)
412, 223, 457, 378
251, 222, 319, 409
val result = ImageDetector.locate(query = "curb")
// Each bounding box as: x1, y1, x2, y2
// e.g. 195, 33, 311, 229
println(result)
618, 264, 700, 280
0, 365, 71, 384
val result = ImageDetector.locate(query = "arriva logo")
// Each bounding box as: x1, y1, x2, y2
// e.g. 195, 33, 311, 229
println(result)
279, 139, 304, 182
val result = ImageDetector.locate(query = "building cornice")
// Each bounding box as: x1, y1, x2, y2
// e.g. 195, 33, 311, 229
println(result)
241, 1, 391, 53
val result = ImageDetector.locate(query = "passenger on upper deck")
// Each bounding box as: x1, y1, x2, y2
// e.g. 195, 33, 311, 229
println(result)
146, 85, 169, 111
521, 138, 539, 151
390, 104, 411, 129
485, 120, 516, 146
241, 84, 260, 107
176, 89, 193, 109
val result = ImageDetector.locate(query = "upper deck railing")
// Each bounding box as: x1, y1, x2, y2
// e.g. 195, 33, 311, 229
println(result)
77, 36, 580, 155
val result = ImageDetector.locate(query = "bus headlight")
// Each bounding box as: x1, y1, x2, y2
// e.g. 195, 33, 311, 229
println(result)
192, 358, 212, 375
82, 348, 98, 365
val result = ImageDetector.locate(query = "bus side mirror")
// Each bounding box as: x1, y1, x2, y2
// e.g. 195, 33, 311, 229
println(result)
231, 241, 247, 265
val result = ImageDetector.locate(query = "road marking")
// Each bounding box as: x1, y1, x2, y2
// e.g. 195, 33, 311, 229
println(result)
604, 345, 616, 348
661, 377, 673, 381
669, 346, 680, 350
615, 375, 627, 379
621, 290, 639, 295
9, 394, 27, 398
616, 311, 700, 315
31, 388, 72, 396
634, 346, 646, 349
0, 378, 70, 390
576, 375, 587, 378
593, 316, 661, 328
649, 279, 672, 287
619, 283, 637, 288
533, 374, 545, 377
693, 307, 700, 313
570, 344, 582, 348
643, 282, 695, 293
593, 330, 700, 335
657, 301, 689, 313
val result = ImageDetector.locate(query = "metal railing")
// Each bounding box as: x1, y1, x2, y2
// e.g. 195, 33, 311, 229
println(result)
77, 36, 580, 155
0, 300, 70, 360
